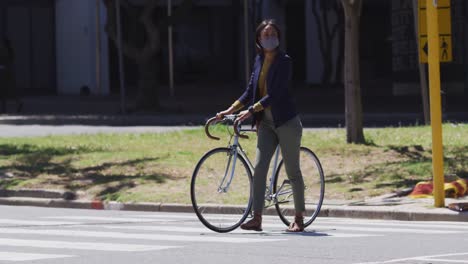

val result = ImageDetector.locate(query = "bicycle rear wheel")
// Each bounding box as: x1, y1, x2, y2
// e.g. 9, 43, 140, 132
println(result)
191, 147, 253, 233
273, 147, 325, 228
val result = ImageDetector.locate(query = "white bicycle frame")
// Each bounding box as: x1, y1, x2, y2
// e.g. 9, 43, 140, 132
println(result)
217, 117, 293, 207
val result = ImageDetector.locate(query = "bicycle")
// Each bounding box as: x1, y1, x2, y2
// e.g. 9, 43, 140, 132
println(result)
190, 114, 325, 233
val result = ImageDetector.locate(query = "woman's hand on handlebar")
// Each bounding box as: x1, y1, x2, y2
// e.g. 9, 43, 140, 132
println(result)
216, 111, 228, 121
216, 106, 236, 121
235, 110, 252, 123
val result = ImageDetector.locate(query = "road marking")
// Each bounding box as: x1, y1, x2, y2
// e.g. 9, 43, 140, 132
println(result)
417, 258, 468, 263
355, 252, 468, 264
44, 216, 162, 223
48, 214, 245, 222
130, 214, 200, 219
301, 224, 463, 234
0, 251, 74, 261
128, 214, 468, 230
0, 238, 177, 252
312, 221, 468, 230
0, 228, 285, 243
101, 225, 381, 238
0, 219, 80, 226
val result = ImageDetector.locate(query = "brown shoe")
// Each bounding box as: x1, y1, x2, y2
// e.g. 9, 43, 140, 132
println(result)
240, 212, 262, 231
286, 215, 304, 232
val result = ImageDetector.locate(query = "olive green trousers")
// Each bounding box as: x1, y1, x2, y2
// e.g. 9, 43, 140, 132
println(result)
252, 109, 305, 213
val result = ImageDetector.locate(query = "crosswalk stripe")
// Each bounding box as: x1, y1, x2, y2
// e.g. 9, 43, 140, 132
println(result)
122, 214, 468, 230
44, 216, 159, 223
130, 214, 215, 220
312, 221, 468, 230
0, 251, 74, 261
417, 258, 468, 263
0, 228, 286, 243
0, 219, 80, 226
41, 216, 468, 235
101, 225, 381, 238
355, 252, 468, 264
301, 224, 463, 234
103, 225, 378, 237
0, 238, 177, 252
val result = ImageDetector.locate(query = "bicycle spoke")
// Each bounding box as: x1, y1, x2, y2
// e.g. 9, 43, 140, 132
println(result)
273, 147, 325, 227
191, 148, 253, 233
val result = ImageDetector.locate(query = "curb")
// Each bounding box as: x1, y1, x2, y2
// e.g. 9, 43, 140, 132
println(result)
1, 197, 467, 222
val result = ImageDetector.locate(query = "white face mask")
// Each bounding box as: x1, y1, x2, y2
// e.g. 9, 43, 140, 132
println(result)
261, 37, 279, 51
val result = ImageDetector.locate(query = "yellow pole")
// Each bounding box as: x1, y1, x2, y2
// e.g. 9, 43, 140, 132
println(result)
426, 0, 445, 207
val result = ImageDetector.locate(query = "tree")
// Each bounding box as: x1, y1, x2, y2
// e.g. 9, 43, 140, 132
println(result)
311, 0, 344, 87
341, 0, 365, 144
103, 0, 194, 111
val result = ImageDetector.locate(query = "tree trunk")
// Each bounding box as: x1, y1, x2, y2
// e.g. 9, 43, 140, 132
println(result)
342, 0, 365, 144
311, 0, 343, 87
136, 56, 160, 110
103, 0, 159, 110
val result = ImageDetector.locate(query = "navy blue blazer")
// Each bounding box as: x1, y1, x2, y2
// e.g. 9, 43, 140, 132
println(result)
237, 50, 298, 128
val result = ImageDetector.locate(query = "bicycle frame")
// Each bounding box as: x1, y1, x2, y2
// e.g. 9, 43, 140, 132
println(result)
224, 127, 292, 208
205, 115, 294, 209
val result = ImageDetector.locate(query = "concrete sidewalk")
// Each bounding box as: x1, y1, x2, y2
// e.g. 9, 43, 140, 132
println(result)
0, 189, 467, 222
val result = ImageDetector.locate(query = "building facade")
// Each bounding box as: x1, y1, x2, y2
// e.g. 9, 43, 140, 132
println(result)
0, 0, 467, 106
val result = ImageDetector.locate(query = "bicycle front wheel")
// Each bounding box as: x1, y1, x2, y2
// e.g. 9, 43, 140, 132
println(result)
191, 147, 253, 233
273, 147, 325, 228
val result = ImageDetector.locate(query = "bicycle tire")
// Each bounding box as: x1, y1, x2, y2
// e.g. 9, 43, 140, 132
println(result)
191, 147, 253, 233
273, 147, 325, 228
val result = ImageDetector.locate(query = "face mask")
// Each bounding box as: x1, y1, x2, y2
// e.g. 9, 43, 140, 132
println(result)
261, 37, 279, 50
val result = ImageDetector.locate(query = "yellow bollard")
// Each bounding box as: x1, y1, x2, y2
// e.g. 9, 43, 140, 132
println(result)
426, 0, 445, 207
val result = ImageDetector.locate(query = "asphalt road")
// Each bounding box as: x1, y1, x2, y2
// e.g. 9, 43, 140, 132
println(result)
0, 205, 467, 264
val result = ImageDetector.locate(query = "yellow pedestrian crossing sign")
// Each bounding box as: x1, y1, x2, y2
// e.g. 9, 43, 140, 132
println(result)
418, 0, 452, 63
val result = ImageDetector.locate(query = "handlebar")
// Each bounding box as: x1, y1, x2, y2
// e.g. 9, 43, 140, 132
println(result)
233, 119, 248, 139
204, 115, 249, 140
205, 117, 220, 140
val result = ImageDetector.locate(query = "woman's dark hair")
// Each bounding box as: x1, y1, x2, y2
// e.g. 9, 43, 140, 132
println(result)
255, 19, 281, 54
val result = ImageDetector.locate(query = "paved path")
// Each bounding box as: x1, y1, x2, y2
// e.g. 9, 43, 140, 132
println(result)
0, 205, 467, 264
0, 123, 330, 137
0, 124, 195, 137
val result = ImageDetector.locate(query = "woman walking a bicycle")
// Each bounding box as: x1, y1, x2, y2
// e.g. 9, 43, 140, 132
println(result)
216, 19, 305, 232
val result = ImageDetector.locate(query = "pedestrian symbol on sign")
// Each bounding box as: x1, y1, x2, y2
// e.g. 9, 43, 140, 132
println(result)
441, 37, 448, 61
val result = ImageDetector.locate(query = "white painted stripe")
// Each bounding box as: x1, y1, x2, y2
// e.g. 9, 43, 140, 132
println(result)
131, 214, 288, 221
131, 214, 238, 220
311, 221, 468, 230
325, 233, 381, 238
44, 216, 161, 223
103, 225, 229, 233
130, 214, 468, 230
318, 218, 468, 226
48, 214, 247, 222
0, 251, 74, 261
0, 238, 176, 252
354, 252, 468, 264
101, 225, 381, 238
282, 224, 463, 234
0, 228, 285, 243
417, 258, 468, 263
0, 219, 80, 226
